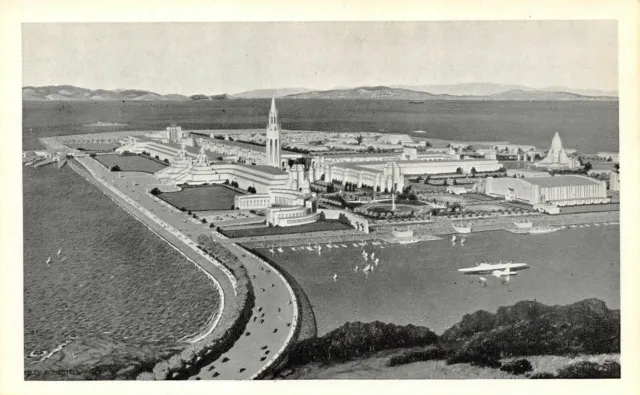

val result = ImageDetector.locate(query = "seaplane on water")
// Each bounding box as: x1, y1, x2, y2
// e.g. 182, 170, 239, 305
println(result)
458, 261, 529, 285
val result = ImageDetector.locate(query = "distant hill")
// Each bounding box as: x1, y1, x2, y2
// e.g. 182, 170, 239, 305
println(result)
286, 86, 447, 100
22, 85, 213, 101
392, 82, 537, 96
23, 84, 618, 102
232, 87, 314, 98
286, 85, 618, 101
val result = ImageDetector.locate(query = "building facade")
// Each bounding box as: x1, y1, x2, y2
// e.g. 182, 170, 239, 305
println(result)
265, 98, 282, 168
485, 175, 609, 206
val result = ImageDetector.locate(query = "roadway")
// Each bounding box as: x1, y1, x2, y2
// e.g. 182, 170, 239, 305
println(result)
72, 157, 298, 380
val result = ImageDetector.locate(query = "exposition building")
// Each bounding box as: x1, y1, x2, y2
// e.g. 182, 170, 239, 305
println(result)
485, 175, 609, 206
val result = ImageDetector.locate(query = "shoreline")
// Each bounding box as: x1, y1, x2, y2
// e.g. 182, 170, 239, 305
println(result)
238, 210, 619, 249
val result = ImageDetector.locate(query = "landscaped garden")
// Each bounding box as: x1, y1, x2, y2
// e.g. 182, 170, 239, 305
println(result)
220, 220, 353, 238
95, 154, 167, 173
157, 184, 239, 211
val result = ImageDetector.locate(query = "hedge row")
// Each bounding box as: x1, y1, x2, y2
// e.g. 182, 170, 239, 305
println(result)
137, 237, 255, 380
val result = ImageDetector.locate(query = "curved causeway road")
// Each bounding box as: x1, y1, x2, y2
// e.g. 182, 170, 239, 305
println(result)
73, 157, 298, 380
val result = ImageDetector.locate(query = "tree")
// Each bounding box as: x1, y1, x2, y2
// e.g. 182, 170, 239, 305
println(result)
443, 179, 448, 186
425, 141, 432, 148
110, 165, 121, 172
614, 163, 620, 172
356, 135, 364, 145
471, 167, 477, 177
456, 167, 463, 175
164, 158, 169, 164
317, 211, 326, 221
89, 153, 97, 158
584, 162, 593, 172
150, 187, 161, 196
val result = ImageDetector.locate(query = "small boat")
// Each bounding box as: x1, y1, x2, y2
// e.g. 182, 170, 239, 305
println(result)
374, 258, 380, 266
277, 247, 284, 253
451, 235, 457, 243
268, 248, 275, 254
352, 243, 359, 247
332, 273, 338, 282
306, 246, 314, 251
291, 247, 296, 251
363, 264, 372, 273
57, 248, 62, 255
341, 244, 348, 248
371, 252, 375, 259
46, 257, 51, 265
354, 266, 359, 273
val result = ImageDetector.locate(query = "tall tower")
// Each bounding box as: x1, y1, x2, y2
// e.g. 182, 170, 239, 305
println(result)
266, 97, 281, 168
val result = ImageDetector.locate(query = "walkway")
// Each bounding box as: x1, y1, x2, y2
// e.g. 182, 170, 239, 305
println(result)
72, 157, 299, 380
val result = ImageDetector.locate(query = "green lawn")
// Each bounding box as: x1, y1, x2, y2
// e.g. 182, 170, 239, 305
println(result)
95, 154, 167, 173
158, 185, 238, 211
220, 220, 352, 238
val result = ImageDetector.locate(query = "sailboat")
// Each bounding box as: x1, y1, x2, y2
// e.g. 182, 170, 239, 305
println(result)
57, 248, 62, 256
332, 273, 338, 282
371, 252, 375, 259
354, 265, 359, 273
46, 257, 51, 265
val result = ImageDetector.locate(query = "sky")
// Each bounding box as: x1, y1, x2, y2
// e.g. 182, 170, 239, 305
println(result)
22, 21, 618, 95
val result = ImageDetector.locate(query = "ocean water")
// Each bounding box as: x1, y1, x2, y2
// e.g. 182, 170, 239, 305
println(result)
23, 165, 220, 359
260, 226, 619, 335
23, 100, 618, 153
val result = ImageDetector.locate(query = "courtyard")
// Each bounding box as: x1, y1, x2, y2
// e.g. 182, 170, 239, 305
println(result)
157, 185, 239, 211
95, 154, 167, 173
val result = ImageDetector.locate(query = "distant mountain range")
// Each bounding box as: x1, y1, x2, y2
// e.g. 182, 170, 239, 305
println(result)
23, 84, 618, 102
391, 82, 618, 98
232, 87, 314, 98
285, 86, 617, 101
22, 85, 231, 102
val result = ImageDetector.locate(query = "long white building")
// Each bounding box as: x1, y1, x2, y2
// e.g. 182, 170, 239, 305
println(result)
485, 175, 609, 206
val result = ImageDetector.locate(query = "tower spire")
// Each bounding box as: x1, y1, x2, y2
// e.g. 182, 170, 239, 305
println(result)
266, 97, 281, 168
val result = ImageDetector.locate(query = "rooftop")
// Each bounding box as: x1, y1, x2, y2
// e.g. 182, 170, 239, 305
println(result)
524, 175, 601, 188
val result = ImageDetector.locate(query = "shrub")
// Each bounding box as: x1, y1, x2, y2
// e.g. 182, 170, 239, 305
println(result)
556, 360, 620, 379
446, 352, 502, 369
387, 347, 446, 367
500, 359, 533, 375
529, 372, 557, 379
